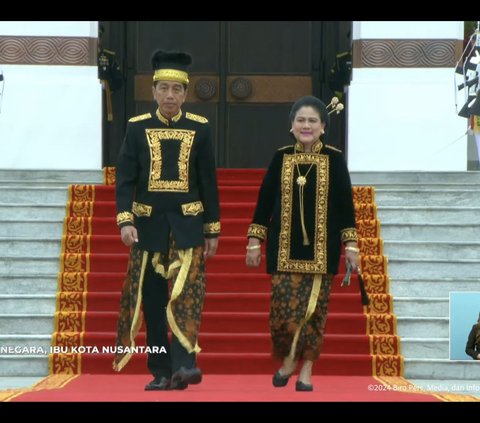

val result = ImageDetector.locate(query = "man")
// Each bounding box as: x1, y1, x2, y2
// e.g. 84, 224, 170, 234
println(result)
113, 49, 221, 391
465, 312, 480, 360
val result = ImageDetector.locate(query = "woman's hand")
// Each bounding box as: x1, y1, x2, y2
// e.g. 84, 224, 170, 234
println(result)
246, 238, 262, 267
344, 242, 360, 272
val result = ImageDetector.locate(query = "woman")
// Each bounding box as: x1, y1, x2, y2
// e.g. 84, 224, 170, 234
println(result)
246, 96, 359, 392
465, 313, 480, 360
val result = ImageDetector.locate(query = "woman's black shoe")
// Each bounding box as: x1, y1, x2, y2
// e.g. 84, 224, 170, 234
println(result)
295, 380, 313, 392
272, 370, 292, 387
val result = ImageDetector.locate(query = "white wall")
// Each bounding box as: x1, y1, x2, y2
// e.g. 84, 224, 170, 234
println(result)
0, 65, 102, 169
348, 68, 467, 171
352, 21, 463, 40
0, 21, 97, 37
348, 21, 466, 171
0, 21, 102, 170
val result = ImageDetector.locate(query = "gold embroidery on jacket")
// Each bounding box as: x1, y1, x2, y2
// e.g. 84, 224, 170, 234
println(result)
341, 227, 358, 242
277, 153, 329, 273
156, 109, 182, 126
117, 211, 134, 225
203, 221, 221, 234
128, 113, 152, 123
146, 128, 195, 192
247, 223, 268, 240
132, 201, 152, 217
181, 201, 204, 216
186, 112, 208, 123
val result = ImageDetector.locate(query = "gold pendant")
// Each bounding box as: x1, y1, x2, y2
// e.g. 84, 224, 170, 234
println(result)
296, 176, 306, 186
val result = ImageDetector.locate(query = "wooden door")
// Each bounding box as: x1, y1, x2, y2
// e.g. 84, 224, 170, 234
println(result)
102, 21, 351, 168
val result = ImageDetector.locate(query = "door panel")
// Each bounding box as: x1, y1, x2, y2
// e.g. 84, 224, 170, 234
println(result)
134, 21, 220, 73
103, 21, 351, 168
228, 22, 311, 73
227, 105, 292, 168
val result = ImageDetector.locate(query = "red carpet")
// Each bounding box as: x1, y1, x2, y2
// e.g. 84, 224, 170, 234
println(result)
49, 168, 402, 376
6, 374, 471, 402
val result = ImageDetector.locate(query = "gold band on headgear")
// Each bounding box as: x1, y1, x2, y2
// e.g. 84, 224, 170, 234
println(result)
153, 69, 189, 85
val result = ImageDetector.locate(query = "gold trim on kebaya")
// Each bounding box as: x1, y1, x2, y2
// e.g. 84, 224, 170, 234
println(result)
247, 223, 268, 240
277, 153, 329, 274
341, 227, 358, 243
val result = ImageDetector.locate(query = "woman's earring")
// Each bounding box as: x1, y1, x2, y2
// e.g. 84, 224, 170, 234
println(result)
289, 128, 293, 133
320, 129, 325, 134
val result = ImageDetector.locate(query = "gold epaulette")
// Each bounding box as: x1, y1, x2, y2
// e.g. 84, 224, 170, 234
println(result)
186, 112, 208, 123
325, 144, 343, 153
277, 145, 293, 151
129, 113, 152, 123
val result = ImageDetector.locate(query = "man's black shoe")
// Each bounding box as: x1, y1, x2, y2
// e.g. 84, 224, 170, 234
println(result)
144, 376, 170, 391
170, 366, 202, 389
172, 381, 188, 390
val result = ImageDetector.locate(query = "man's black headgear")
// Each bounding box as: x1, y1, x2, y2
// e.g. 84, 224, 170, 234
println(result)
151, 50, 192, 85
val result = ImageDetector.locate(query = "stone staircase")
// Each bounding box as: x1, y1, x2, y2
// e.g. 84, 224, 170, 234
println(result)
0, 170, 102, 376
1, 170, 480, 381
351, 172, 480, 380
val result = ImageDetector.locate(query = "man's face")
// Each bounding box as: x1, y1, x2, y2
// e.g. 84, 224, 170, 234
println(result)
152, 81, 187, 118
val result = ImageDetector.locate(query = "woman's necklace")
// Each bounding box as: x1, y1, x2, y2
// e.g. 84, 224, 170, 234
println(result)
295, 145, 315, 246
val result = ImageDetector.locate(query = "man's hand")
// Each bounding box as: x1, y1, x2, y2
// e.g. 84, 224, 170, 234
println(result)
204, 237, 218, 259
120, 225, 138, 247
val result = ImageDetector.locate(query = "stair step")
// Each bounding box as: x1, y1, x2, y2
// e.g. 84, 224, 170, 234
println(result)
388, 259, 480, 279
0, 315, 54, 335
0, 205, 66, 220
0, 335, 51, 350
0, 239, 61, 257
384, 241, 480, 260
0, 221, 63, 238
381, 224, 480, 241
378, 206, 480, 224
404, 359, 480, 380
391, 279, 480, 297
0, 257, 60, 275
401, 338, 448, 359
0, 275, 57, 295
0, 295, 56, 314
79, 352, 374, 375
0, 169, 103, 184
350, 171, 480, 185
0, 187, 68, 204
49, 311, 370, 335
375, 189, 480, 207
394, 298, 448, 318
0, 356, 49, 377
397, 317, 449, 338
